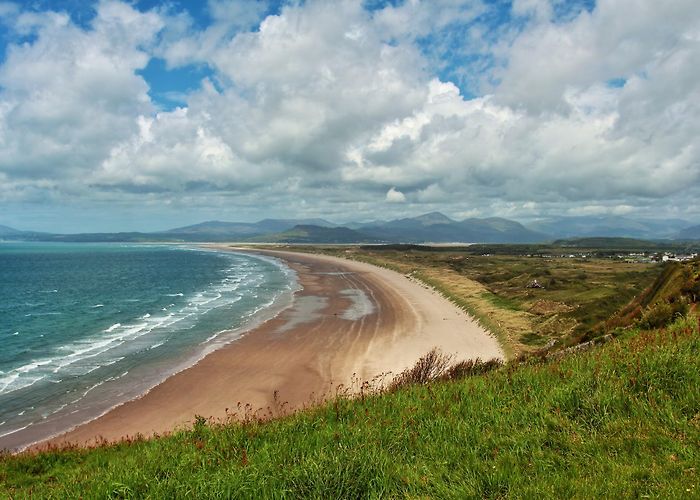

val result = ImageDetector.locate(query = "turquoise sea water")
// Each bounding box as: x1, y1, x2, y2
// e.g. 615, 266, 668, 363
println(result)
0, 243, 296, 450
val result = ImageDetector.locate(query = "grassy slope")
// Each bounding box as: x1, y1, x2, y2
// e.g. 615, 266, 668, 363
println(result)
2, 315, 699, 498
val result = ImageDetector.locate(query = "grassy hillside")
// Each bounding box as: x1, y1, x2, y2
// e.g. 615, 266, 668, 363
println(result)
2, 315, 698, 498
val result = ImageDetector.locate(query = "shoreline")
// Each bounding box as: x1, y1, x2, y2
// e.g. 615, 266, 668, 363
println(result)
0, 247, 300, 453
30, 247, 503, 451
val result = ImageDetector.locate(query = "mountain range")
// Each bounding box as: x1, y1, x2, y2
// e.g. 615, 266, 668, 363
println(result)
525, 215, 692, 240
1, 213, 698, 244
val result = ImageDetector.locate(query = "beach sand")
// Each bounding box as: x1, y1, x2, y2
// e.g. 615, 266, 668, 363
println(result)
39, 248, 503, 449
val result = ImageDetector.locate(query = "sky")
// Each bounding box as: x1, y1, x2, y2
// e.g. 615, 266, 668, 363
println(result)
0, 0, 699, 233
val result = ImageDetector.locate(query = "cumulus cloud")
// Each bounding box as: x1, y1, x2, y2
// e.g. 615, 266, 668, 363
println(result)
103, 0, 429, 194
372, 0, 486, 39
0, 1, 161, 184
0, 0, 699, 229
493, 0, 700, 113
386, 187, 407, 203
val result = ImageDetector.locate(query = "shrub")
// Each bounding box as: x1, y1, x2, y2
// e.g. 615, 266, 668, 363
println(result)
640, 296, 689, 329
388, 348, 502, 391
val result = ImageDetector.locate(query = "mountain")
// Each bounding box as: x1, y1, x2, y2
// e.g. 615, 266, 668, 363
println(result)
456, 217, 548, 243
0, 224, 51, 240
254, 218, 335, 233
360, 213, 547, 243
252, 225, 380, 244
165, 218, 336, 239
378, 211, 456, 229
0, 224, 23, 236
41, 232, 153, 243
676, 225, 700, 240
526, 216, 691, 240
165, 221, 262, 237
5, 213, 691, 244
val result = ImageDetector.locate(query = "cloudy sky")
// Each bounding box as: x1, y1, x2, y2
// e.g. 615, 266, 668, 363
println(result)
0, 0, 699, 232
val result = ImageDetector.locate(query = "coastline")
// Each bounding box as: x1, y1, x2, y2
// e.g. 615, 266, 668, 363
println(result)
33, 247, 503, 450
0, 246, 298, 453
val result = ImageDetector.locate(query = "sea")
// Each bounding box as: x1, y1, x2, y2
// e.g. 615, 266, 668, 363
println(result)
0, 242, 297, 450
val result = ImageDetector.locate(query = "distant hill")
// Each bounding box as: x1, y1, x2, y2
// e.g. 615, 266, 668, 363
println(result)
251, 225, 380, 244
551, 237, 670, 250
253, 218, 335, 233
0, 224, 23, 236
41, 232, 154, 243
526, 216, 691, 240
166, 221, 263, 237
360, 213, 547, 243
0, 224, 51, 240
676, 224, 700, 240
165, 218, 336, 239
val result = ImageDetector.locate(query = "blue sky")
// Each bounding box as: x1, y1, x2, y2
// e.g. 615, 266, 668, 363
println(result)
0, 0, 698, 232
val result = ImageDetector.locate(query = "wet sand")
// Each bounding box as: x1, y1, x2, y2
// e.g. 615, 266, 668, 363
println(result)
38, 248, 503, 449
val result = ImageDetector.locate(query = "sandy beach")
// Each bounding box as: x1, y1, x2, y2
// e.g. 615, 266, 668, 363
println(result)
38, 248, 503, 449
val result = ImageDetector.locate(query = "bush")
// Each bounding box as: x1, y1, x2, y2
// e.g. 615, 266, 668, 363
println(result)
640, 297, 689, 329
388, 348, 502, 391
389, 349, 453, 390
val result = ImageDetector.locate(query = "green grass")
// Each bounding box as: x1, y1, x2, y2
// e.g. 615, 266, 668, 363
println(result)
3, 315, 699, 498
479, 291, 522, 311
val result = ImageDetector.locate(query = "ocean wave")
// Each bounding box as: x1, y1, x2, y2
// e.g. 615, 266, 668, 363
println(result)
0, 363, 49, 394
1, 280, 250, 395
0, 423, 30, 439
105, 323, 121, 333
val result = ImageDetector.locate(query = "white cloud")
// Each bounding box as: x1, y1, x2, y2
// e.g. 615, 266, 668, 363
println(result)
511, 0, 552, 22
493, 0, 700, 113
0, 1, 161, 184
104, 0, 429, 193
372, 0, 486, 39
386, 187, 406, 203
207, 0, 268, 30
1, 0, 700, 227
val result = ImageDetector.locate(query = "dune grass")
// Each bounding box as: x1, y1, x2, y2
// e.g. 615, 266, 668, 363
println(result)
2, 314, 699, 498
